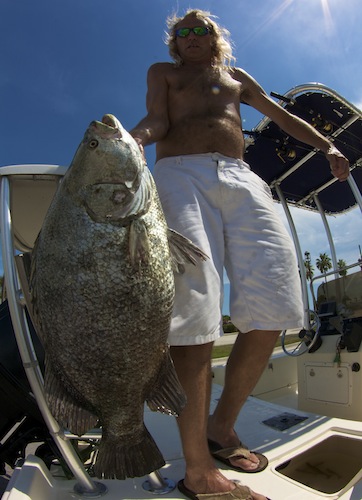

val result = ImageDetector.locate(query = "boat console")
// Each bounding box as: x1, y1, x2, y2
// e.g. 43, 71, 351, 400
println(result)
298, 272, 362, 420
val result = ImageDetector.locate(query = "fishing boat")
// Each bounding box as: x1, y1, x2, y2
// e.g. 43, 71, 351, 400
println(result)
0, 83, 361, 499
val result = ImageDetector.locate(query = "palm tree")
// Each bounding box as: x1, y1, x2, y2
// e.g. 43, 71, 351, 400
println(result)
337, 259, 347, 277
304, 251, 314, 281
304, 251, 317, 309
316, 252, 332, 283
316, 252, 333, 303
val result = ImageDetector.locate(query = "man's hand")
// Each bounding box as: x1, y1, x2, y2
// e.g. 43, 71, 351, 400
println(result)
326, 145, 350, 181
132, 136, 146, 161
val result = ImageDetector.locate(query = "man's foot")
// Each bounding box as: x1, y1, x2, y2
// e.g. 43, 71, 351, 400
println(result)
207, 439, 268, 473
178, 479, 271, 500
207, 420, 267, 473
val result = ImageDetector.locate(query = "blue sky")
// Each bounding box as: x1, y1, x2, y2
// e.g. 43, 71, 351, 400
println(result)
1, 0, 361, 313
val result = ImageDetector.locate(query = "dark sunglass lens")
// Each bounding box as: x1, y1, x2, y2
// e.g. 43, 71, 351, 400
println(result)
175, 26, 211, 37
176, 27, 191, 37
193, 26, 209, 36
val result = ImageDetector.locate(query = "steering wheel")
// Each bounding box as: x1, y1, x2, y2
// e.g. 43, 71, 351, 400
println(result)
281, 312, 322, 357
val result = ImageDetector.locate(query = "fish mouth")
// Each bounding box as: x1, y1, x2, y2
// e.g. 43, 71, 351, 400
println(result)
80, 114, 151, 224
88, 115, 123, 140
101, 114, 120, 129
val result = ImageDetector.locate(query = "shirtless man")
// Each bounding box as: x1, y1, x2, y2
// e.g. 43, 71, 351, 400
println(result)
131, 9, 349, 500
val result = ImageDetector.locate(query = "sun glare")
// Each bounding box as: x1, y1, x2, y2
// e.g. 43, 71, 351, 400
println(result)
242, 0, 293, 47
320, 0, 335, 32
242, 0, 337, 47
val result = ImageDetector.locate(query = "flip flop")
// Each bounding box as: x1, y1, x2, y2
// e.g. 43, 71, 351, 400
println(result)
208, 439, 268, 473
178, 479, 270, 500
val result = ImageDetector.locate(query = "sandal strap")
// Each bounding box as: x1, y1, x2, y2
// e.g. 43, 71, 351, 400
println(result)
196, 484, 253, 500
213, 445, 251, 460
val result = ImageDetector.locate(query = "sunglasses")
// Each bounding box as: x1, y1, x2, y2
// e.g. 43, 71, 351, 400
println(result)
175, 26, 212, 38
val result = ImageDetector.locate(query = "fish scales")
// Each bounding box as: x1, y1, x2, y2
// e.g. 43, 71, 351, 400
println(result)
30, 115, 207, 479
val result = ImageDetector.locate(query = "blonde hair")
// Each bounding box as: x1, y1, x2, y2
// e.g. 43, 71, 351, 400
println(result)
165, 9, 235, 68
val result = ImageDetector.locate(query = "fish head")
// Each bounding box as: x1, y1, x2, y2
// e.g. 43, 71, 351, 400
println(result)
65, 114, 151, 224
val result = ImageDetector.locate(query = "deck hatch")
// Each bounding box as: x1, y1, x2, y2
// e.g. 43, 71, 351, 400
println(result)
275, 434, 362, 494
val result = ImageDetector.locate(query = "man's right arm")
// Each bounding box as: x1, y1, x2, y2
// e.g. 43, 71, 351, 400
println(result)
130, 63, 170, 147
234, 68, 349, 182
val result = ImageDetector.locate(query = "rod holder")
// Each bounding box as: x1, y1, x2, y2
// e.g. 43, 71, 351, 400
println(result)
73, 481, 108, 497
142, 470, 176, 494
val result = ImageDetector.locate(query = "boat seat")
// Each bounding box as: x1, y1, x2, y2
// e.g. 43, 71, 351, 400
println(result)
0, 165, 66, 467
0, 165, 67, 414
0, 164, 67, 252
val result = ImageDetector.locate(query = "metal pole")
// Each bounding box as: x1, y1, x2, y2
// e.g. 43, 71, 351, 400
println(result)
347, 170, 362, 213
274, 183, 310, 326
313, 193, 339, 279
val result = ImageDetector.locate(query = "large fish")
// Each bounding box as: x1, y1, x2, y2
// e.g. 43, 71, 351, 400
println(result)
30, 114, 207, 479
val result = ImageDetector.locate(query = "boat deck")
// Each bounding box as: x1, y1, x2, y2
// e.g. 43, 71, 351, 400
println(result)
3, 385, 362, 500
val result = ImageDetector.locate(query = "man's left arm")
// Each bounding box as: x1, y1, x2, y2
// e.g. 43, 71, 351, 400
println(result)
236, 69, 350, 181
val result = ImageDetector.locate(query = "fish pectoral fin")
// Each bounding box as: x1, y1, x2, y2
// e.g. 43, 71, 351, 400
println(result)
44, 358, 98, 436
167, 228, 209, 274
129, 219, 150, 266
146, 351, 187, 416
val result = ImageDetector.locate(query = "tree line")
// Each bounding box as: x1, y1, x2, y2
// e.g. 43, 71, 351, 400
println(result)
303, 251, 347, 282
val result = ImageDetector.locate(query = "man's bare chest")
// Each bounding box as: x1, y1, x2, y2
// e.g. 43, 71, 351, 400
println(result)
168, 68, 242, 101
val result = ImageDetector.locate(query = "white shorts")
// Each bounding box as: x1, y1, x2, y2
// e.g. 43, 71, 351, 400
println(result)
154, 153, 304, 346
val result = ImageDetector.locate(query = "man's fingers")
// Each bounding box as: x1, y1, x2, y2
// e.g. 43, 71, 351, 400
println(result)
327, 147, 349, 181
331, 159, 349, 181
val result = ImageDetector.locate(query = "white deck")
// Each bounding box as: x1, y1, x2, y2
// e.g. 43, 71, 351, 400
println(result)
3, 385, 362, 500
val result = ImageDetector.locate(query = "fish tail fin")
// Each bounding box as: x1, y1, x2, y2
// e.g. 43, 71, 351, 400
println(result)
146, 351, 186, 416
94, 426, 165, 479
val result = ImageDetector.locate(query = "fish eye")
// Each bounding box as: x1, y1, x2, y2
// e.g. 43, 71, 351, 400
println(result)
88, 140, 99, 149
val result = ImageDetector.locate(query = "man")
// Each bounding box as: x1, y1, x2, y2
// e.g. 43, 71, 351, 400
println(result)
130, 9, 349, 500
